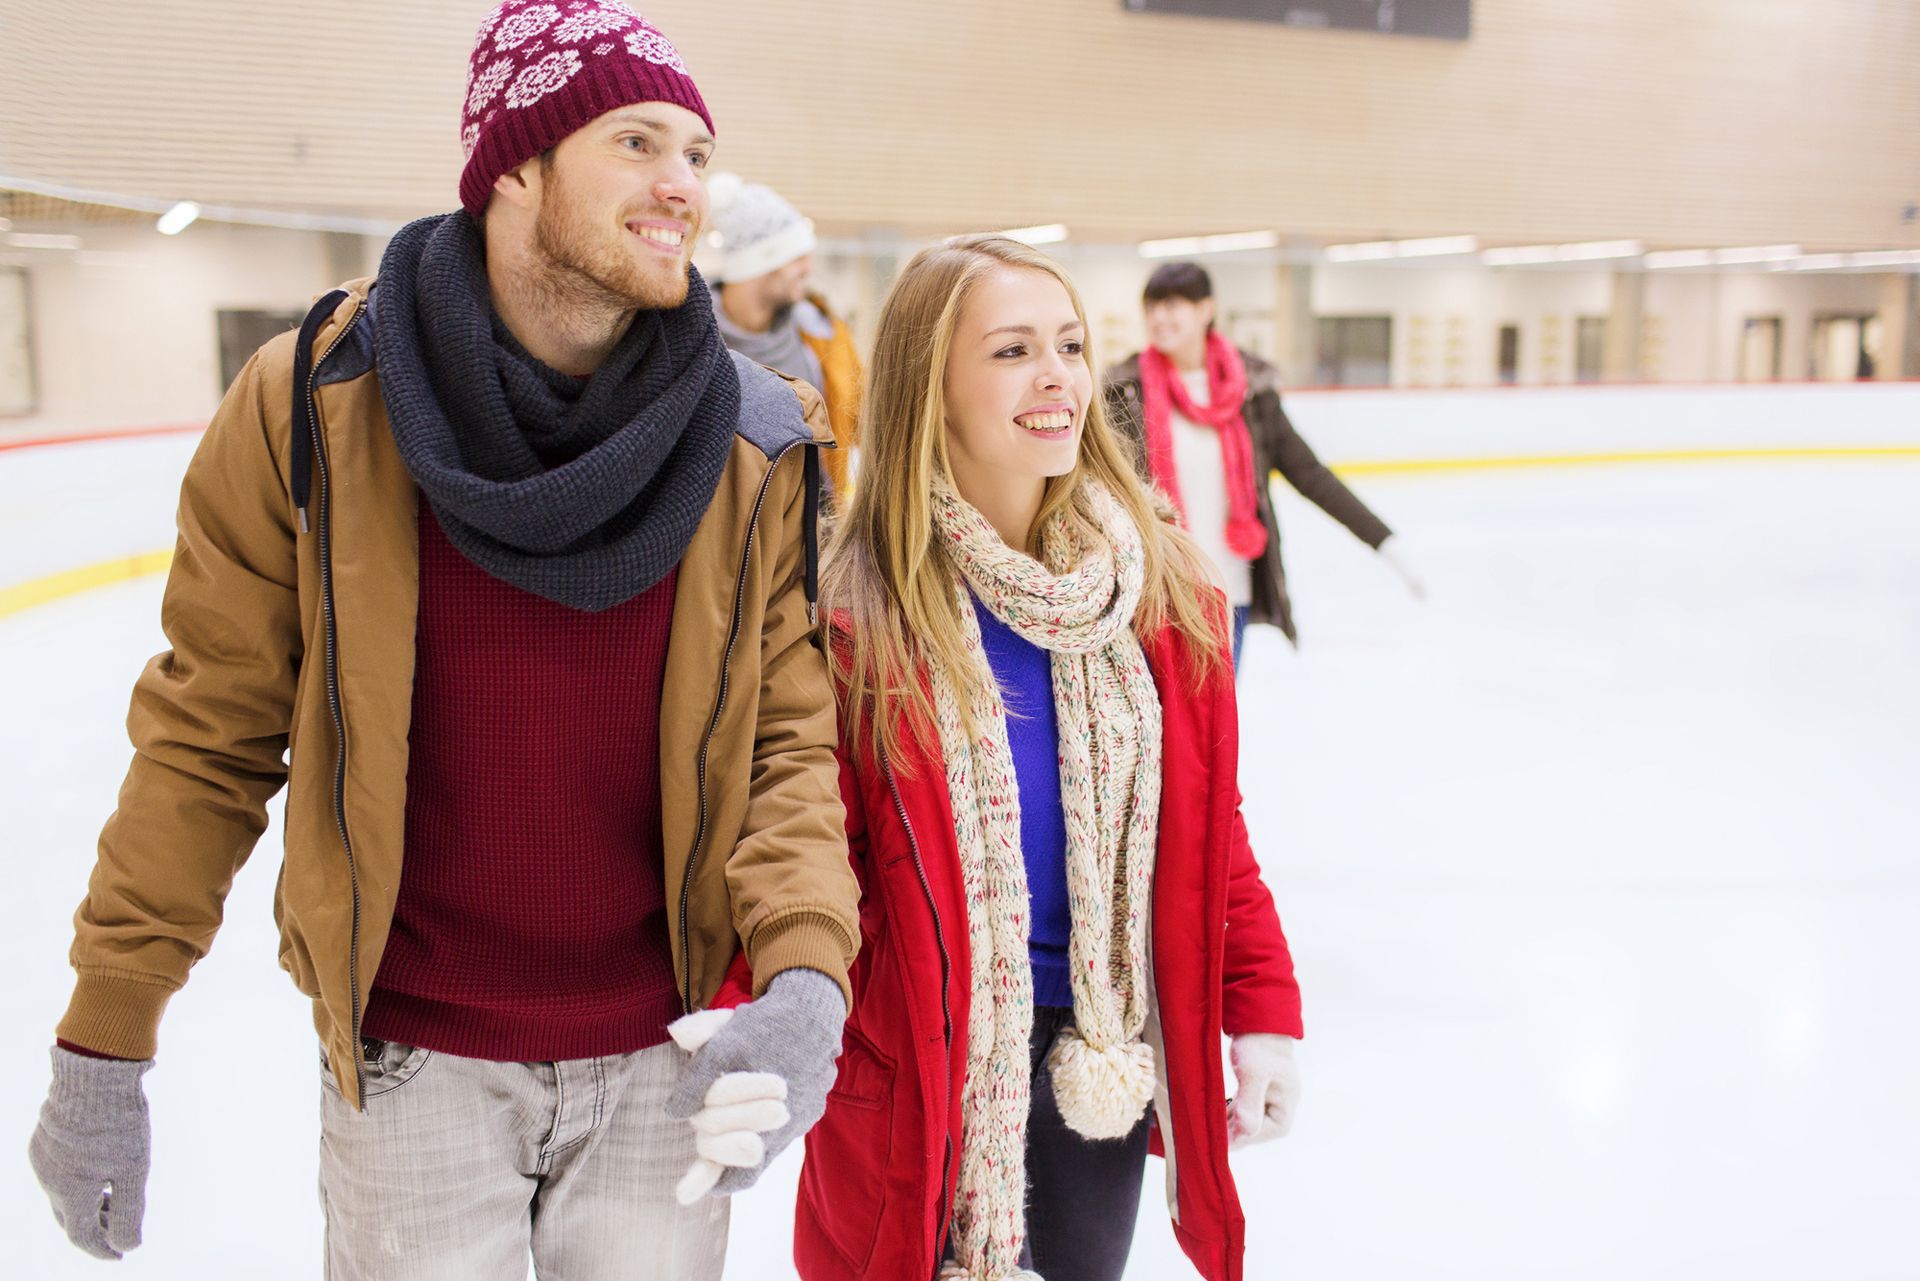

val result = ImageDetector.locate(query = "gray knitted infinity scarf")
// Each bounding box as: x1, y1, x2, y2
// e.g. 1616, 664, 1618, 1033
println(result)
376, 212, 739, 612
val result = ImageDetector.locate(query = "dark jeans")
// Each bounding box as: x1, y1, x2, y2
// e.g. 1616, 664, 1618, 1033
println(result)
937, 1008, 1151, 1281
1231, 604, 1251, 674
1021, 1006, 1152, 1281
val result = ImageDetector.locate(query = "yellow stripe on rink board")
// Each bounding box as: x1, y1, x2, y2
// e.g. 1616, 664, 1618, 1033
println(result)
1331, 445, 1920, 477
0, 549, 174, 620
2, 447, 1918, 619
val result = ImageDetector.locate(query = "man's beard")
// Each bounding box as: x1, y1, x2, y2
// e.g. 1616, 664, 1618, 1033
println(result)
532, 182, 693, 313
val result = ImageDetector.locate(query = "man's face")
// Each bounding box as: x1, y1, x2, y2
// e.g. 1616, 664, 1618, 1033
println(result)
745, 254, 814, 312
529, 103, 714, 310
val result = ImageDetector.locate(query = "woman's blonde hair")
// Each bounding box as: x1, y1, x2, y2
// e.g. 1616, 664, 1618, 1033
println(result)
823, 234, 1229, 768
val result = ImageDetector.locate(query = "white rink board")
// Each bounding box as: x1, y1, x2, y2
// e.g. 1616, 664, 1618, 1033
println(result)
4, 392, 1917, 1279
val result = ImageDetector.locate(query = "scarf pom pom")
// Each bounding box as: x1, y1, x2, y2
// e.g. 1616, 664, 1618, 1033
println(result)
1046, 1029, 1156, 1139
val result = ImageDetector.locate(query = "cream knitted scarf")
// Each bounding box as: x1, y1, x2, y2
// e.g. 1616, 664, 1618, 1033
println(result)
930, 479, 1163, 1281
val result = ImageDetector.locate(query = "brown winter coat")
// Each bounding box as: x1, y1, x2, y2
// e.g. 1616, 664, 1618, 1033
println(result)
55, 279, 860, 1108
1104, 350, 1392, 643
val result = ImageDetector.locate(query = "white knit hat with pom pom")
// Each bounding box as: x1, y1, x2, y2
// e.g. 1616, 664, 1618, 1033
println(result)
699, 172, 816, 284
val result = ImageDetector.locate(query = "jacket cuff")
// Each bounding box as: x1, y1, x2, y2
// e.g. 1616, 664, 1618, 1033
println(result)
56, 971, 176, 1061
748, 910, 854, 1012
1223, 988, 1304, 1041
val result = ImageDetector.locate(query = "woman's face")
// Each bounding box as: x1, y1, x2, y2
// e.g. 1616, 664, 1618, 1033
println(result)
942, 265, 1092, 502
1144, 295, 1214, 362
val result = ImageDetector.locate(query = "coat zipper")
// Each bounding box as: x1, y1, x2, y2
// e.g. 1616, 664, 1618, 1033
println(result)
883, 754, 955, 1264
305, 298, 369, 1107
677, 437, 812, 1010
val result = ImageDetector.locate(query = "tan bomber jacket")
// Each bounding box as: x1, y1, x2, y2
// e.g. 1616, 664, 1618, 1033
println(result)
55, 279, 859, 1108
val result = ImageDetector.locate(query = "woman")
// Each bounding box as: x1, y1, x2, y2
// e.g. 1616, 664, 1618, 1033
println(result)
1104, 261, 1422, 667
797, 235, 1304, 1281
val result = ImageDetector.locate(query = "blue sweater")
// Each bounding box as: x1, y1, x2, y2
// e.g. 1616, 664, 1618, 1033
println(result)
974, 601, 1074, 1009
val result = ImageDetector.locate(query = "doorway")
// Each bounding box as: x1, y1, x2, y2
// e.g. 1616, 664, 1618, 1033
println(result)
1496, 324, 1520, 385
1810, 313, 1883, 381
1574, 316, 1607, 384
1314, 315, 1392, 387
0, 268, 32, 416
1739, 317, 1782, 382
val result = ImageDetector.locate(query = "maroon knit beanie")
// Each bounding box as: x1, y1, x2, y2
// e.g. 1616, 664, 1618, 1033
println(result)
458, 1, 714, 219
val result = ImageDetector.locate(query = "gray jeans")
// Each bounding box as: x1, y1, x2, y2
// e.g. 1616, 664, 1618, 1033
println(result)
319, 1037, 727, 1281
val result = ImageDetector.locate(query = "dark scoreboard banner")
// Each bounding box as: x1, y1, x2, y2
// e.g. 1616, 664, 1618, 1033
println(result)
1123, 0, 1471, 40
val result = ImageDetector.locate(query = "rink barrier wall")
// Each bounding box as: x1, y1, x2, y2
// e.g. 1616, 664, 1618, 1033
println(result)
6, 444, 1918, 619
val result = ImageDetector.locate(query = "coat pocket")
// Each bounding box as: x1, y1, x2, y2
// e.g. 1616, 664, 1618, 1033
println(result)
803, 1022, 897, 1268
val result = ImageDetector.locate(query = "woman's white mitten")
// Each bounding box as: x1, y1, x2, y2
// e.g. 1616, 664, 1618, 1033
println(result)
1228, 1033, 1301, 1147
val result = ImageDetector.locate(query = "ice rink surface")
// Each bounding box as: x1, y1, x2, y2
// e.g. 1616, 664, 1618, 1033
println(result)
3, 399, 1917, 1278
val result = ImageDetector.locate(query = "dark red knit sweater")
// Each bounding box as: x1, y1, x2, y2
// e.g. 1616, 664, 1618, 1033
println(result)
359, 505, 682, 1062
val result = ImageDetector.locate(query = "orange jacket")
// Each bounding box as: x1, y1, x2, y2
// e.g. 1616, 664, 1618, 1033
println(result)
799, 293, 862, 495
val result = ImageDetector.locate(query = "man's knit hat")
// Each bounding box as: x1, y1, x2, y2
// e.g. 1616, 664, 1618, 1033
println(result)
698, 173, 817, 284
458, 1, 714, 219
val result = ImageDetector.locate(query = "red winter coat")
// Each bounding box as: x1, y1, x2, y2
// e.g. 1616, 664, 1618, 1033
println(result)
789, 619, 1304, 1281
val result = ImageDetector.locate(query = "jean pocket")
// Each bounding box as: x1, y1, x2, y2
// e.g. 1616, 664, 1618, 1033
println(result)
321, 1038, 434, 1100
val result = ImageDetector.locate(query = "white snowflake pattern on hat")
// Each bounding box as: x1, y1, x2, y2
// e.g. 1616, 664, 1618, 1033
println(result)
553, 9, 631, 42
494, 4, 561, 51
465, 58, 514, 117
624, 25, 687, 75
504, 48, 584, 108
473, 7, 505, 51
461, 123, 481, 160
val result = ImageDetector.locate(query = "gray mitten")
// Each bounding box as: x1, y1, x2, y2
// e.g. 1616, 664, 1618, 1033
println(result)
665, 968, 845, 1200
28, 1047, 154, 1259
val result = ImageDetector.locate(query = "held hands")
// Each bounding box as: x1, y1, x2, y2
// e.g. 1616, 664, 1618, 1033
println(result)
1378, 535, 1427, 600
665, 968, 845, 1204
28, 1047, 154, 1259
1228, 1033, 1302, 1147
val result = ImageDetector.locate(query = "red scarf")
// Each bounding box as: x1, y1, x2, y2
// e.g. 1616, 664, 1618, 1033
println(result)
1138, 332, 1269, 561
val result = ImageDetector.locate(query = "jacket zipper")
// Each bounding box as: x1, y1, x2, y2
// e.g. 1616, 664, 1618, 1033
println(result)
305, 298, 369, 1107
883, 754, 955, 1264
677, 437, 812, 1010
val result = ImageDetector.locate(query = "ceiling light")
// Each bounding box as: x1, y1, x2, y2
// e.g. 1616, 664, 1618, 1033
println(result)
1555, 239, 1644, 261
1138, 230, 1279, 259
1848, 249, 1920, 268
996, 223, 1069, 246
4, 232, 82, 250
1395, 234, 1479, 258
1483, 239, 1643, 266
1643, 250, 1715, 270
1713, 244, 1800, 265
1480, 245, 1560, 266
156, 201, 201, 235
1323, 234, 1477, 264
1322, 240, 1397, 263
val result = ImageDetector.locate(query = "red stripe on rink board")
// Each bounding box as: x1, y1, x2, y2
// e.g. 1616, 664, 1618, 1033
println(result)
1, 376, 1916, 452
1286, 377, 1920, 395
0, 424, 206, 453
0, 376, 1912, 455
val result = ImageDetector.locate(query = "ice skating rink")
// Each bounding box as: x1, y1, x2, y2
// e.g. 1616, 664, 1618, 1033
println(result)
4, 386, 1916, 1279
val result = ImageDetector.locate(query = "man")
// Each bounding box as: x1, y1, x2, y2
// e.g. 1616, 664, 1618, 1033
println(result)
701, 173, 861, 495
1104, 261, 1423, 667
27, 5, 858, 1277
